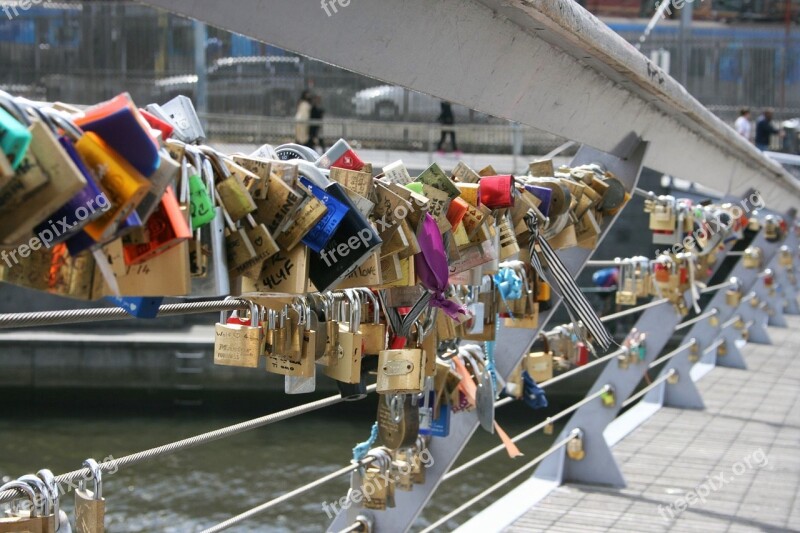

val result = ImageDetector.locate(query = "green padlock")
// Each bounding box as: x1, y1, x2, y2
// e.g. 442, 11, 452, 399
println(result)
185, 150, 215, 230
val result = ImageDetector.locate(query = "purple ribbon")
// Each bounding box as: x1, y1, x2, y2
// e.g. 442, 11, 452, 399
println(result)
414, 213, 469, 319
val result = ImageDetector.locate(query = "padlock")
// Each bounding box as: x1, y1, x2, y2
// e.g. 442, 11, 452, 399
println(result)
182, 151, 215, 230
203, 147, 256, 222
17, 475, 53, 533
187, 150, 230, 297
0, 99, 32, 169
75, 459, 105, 533
122, 185, 191, 265
726, 277, 742, 306
717, 340, 728, 356
159, 95, 206, 143
778, 245, 793, 267
214, 302, 261, 368
648, 196, 677, 231
743, 247, 762, 269
391, 458, 413, 492
221, 204, 257, 278
503, 264, 539, 328
543, 418, 554, 435
73, 92, 160, 177
73, 129, 150, 242
267, 303, 315, 379
764, 214, 780, 242
377, 393, 420, 450
34, 470, 61, 533
377, 326, 426, 395
617, 353, 629, 369
600, 387, 616, 407
27, 109, 106, 243
0, 480, 43, 533
615, 260, 638, 306
361, 450, 395, 511
359, 289, 387, 356
667, 371, 680, 385
240, 214, 279, 279
688, 342, 699, 363
566, 430, 586, 461
324, 290, 363, 384
497, 213, 520, 260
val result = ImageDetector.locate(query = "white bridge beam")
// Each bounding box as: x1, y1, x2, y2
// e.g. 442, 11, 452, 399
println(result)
139, 0, 799, 209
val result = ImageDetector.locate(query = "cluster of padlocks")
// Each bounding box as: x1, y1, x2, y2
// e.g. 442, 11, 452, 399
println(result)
0, 459, 104, 532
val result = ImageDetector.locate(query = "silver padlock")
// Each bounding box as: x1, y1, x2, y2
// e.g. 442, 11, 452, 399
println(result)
158, 95, 205, 143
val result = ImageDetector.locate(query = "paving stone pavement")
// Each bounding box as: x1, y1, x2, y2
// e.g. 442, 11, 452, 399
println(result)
506, 316, 800, 533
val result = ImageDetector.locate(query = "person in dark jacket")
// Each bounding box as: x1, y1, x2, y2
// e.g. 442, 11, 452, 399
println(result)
436, 101, 460, 154
309, 94, 325, 151
755, 108, 782, 151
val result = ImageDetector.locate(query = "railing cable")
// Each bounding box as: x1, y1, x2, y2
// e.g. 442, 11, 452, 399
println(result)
0, 298, 250, 329
420, 431, 578, 533
649, 339, 697, 369
443, 386, 610, 480
0, 386, 376, 504
622, 369, 677, 408
200, 457, 376, 533
600, 298, 670, 322
675, 309, 718, 331
540, 350, 624, 389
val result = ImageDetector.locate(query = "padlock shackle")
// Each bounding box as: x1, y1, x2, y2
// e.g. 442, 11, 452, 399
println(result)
81, 458, 103, 499
36, 469, 59, 522
18, 475, 51, 517
358, 288, 381, 326
0, 481, 37, 516
0, 89, 31, 126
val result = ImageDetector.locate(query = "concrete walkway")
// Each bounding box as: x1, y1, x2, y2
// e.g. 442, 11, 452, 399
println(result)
506, 316, 800, 533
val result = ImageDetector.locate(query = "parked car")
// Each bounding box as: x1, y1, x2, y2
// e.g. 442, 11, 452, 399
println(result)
154, 56, 305, 116
352, 85, 495, 123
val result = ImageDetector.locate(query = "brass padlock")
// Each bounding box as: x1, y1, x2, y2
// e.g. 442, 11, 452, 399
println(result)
391, 458, 413, 492
779, 245, 793, 267
543, 417, 554, 435
204, 148, 256, 221
75, 459, 105, 533
0, 480, 43, 533
324, 291, 363, 384
764, 215, 780, 242
717, 340, 728, 357
497, 213, 520, 260
566, 430, 586, 461
377, 324, 426, 394
667, 370, 680, 385
359, 289, 387, 356
361, 451, 395, 511
688, 342, 699, 363
16, 475, 52, 533
726, 278, 742, 306
617, 353, 629, 369
221, 206, 258, 278
214, 302, 261, 368
743, 247, 762, 269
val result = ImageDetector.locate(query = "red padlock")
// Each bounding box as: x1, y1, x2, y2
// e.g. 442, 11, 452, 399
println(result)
479, 175, 515, 209
122, 186, 191, 265
576, 342, 589, 366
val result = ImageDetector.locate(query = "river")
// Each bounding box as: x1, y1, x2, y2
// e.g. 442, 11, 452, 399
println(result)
0, 395, 570, 532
